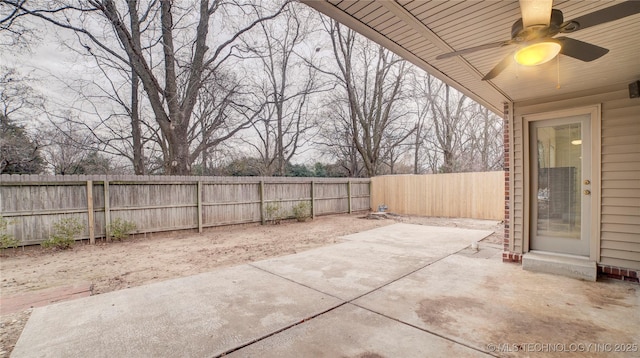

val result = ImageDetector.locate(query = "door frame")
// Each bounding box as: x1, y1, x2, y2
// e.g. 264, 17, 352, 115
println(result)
522, 105, 601, 262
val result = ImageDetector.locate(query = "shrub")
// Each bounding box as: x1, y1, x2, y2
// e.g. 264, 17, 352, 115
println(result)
292, 202, 311, 222
107, 218, 137, 241
0, 216, 20, 249
265, 202, 285, 224
42, 217, 84, 250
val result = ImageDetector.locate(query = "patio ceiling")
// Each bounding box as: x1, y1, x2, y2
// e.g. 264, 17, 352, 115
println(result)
301, 0, 640, 115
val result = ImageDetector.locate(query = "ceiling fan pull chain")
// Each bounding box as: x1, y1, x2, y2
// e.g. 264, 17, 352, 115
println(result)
556, 55, 561, 89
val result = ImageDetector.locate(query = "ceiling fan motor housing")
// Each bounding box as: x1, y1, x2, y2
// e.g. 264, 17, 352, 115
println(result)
511, 9, 564, 41
434, 1, 640, 80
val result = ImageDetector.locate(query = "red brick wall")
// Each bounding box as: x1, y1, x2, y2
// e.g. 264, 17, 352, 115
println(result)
598, 265, 640, 283
501, 102, 522, 263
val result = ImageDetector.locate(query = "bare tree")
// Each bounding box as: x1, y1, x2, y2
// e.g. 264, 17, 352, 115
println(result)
412, 72, 503, 173
1, 112, 44, 173
59, 53, 155, 174
240, 3, 328, 176
414, 75, 472, 173
187, 69, 262, 173
433, 84, 469, 173
0, 0, 37, 48
316, 96, 364, 177
321, 20, 414, 177
2, 0, 288, 174
463, 102, 503, 171
406, 70, 433, 174
40, 119, 93, 174
0, 67, 45, 173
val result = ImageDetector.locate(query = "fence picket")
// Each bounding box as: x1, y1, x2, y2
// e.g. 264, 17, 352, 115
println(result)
370, 172, 504, 220
1, 175, 371, 245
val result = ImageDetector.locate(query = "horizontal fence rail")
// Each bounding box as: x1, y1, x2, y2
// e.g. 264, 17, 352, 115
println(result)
0, 175, 371, 246
370, 172, 505, 220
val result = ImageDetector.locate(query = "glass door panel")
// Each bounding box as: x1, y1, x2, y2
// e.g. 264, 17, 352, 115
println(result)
530, 114, 591, 256
535, 123, 582, 238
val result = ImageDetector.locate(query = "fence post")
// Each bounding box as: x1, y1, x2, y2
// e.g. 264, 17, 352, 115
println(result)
369, 177, 382, 211
259, 180, 265, 225
311, 180, 315, 219
197, 181, 203, 233
347, 180, 352, 214
86, 180, 95, 244
104, 180, 111, 241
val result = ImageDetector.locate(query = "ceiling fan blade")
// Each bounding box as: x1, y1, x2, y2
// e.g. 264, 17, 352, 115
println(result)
482, 51, 516, 81
436, 40, 512, 60
557, 37, 609, 62
566, 1, 640, 32
519, 0, 553, 27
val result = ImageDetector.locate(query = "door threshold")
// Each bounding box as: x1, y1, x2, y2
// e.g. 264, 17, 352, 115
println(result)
523, 251, 597, 281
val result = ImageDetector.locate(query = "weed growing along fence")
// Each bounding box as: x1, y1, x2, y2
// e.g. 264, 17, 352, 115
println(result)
370, 172, 505, 220
0, 175, 371, 246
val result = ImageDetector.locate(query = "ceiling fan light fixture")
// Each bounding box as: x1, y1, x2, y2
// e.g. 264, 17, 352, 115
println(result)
514, 41, 561, 66
520, 0, 553, 27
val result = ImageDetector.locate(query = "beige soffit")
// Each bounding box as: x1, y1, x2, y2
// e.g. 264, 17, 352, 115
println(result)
301, 0, 640, 116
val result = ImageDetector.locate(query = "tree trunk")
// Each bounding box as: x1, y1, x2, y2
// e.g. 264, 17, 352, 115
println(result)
7, 0, 288, 176
130, 69, 144, 175
413, 123, 421, 174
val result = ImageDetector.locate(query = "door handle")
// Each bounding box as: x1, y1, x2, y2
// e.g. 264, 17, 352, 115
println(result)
584, 179, 590, 185
584, 190, 591, 195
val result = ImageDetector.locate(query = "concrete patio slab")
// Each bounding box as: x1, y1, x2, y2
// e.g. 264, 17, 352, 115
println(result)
252, 224, 492, 300
13, 222, 637, 358
354, 250, 640, 357
11, 265, 342, 358
340, 223, 491, 247
343, 224, 494, 259
227, 304, 490, 358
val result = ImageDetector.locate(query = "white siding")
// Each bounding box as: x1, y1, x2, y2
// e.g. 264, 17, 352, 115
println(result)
600, 96, 640, 269
514, 88, 640, 270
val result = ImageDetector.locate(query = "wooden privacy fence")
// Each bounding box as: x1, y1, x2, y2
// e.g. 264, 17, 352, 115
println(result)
0, 175, 371, 246
370, 172, 505, 220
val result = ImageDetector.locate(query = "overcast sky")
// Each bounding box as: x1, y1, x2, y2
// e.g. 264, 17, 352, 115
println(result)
1, 4, 337, 167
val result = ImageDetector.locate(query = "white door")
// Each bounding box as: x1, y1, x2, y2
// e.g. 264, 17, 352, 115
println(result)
530, 114, 591, 256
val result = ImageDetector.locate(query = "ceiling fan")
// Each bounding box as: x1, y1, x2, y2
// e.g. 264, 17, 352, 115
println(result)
435, 0, 640, 81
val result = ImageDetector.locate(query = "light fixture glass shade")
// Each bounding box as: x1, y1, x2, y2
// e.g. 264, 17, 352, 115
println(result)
514, 41, 561, 66
520, 0, 553, 27
571, 139, 582, 145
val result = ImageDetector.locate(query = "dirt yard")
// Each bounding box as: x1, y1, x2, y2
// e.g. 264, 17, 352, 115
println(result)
0, 213, 502, 357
